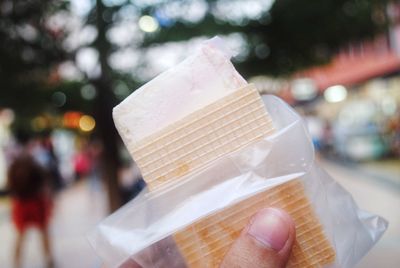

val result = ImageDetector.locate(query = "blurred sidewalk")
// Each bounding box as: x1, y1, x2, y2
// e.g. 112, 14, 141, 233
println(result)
1, 161, 398, 267
0, 180, 108, 268
320, 159, 400, 268
357, 159, 400, 188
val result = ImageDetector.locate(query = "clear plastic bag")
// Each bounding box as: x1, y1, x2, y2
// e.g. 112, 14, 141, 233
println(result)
88, 95, 387, 268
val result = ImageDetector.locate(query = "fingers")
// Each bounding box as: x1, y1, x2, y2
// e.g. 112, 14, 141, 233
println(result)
220, 208, 296, 268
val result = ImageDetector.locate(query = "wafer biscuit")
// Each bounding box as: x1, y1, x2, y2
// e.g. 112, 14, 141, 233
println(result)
132, 85, 274, 191
129, 84, 335, 267
174, 179, 335, 268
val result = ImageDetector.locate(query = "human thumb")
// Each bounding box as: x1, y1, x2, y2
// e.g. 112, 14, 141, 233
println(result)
220, 208, 296, 268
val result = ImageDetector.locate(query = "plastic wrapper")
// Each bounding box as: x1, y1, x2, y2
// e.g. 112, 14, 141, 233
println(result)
88, 95, 387, 268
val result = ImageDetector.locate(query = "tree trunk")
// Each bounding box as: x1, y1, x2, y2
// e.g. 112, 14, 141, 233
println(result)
93, 78, 121, 212
93, 0, 122, 212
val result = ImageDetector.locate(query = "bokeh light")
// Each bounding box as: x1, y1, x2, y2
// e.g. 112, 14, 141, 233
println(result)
81, 84, 97, 100
291, 78, 317, 101
31, 116, 48, 131
324, 85, 348, 103
52, 91, 67, 107
79, 115, 96, 132
63, 112, 82, 128
138, 15, 159, 33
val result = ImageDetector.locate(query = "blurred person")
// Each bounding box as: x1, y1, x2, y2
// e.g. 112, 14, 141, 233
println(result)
304, 112, 325, 158
388, 110, 400, 157
41, 133, 64, 191
73, 139, 92, 181
322, 122, 334, 155
0, 111, 11, 192
118, 160, 146, 204
7, 139, 54, 268
86, 138, 105, 196
87, 138, 102, 182
32, 133, 64, 192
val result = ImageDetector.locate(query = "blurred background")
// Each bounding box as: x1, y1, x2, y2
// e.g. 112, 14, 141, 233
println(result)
0, 0, 399, 267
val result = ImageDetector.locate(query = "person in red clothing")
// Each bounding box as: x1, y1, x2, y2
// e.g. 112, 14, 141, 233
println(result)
7, 144, 54, 268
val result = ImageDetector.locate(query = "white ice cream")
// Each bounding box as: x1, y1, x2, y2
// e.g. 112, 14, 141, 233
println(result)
113, 37, 247, 150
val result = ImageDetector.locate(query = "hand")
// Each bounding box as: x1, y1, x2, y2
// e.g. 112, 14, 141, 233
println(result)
115, 208, 295, 268
220, 208, 295, 268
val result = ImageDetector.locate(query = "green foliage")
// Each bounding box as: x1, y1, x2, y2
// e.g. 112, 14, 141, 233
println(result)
0, 0, 67, 115
0, 0, 390, 131
140, 0, 388, 76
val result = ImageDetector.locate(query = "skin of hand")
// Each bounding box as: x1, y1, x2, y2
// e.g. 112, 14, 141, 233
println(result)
112, 207, 295, 268
220, 208, 296, 268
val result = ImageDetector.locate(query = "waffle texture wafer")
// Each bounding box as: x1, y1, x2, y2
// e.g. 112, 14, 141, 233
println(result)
128, 84, 335, 267
132, 85, 274, 191
173, 179, 335, 268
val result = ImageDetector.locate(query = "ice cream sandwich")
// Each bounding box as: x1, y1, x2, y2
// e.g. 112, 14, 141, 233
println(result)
113, 38, 335, 267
